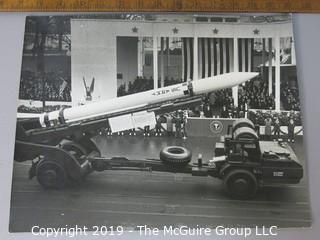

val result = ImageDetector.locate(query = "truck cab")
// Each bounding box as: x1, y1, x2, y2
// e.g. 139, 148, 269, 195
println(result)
210, 119, 303, 199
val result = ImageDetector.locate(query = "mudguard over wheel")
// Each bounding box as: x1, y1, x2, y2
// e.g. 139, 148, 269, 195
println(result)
60, 139, 96, 183
223, 169, 258, 199
160, 146, 192, 167
61, 140, 88, 164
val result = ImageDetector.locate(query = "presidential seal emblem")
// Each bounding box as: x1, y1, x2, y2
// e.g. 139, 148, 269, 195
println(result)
209, 120, 223, 134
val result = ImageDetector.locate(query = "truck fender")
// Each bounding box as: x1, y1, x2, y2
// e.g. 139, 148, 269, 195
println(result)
219, 163, 253, 178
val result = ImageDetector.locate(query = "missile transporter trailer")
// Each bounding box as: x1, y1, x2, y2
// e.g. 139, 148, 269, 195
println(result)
14, 113, 303, 200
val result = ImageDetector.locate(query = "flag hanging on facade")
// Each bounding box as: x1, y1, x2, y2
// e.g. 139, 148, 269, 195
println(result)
181, 38, 254, 81
238, 38, 254, 72
197, 38, 234, 78
182, 38, 193, 82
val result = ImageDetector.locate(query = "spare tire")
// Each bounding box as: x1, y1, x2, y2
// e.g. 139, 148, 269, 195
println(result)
233, 127, 259, 141
160, 146, 192, 167
232, 118, 255, 134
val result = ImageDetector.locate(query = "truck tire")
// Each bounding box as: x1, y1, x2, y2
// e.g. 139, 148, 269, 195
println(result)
36, 159, 67, 189
233, 127, 259, 141
232, 118, 255, 134
223, 169, 258, 199
160, 146, 191, 167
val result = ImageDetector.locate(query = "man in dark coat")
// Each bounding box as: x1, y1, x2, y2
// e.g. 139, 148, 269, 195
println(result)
221, 106, 229, 118
264, 117, 272, 141
155, 115, 162, 136
203, 103, 212, 118
166, 114, 173, 137
273, 117, 281, 141
287, 118, 296, 143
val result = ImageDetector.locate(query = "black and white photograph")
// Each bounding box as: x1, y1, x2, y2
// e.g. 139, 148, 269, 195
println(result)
10, 13, 311, 233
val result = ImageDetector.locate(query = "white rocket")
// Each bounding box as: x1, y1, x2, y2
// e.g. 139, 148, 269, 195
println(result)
38, 72, 258, 128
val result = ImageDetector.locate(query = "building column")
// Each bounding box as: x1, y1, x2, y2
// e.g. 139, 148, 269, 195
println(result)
275, 36, 281, 111
166, 37, 170, 77
186, 38, 191, 80
137, 37, 143, 77
241, 39, 246, 72
204, 38, 209, 78
198, 38, 202, 79
160, 37, 164, 87
222, 38, 227, 74
291, 37, 296, 65
268, 38, 273, 95
153, 36, 158, 89
261, 38, 265, 81
232, 38, 239, 107
193, 36, 198, 80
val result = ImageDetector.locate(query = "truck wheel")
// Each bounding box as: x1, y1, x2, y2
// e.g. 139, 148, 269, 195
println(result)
160, 146, 191, 167
36, 159, 67, 189
223, 169, 258, 199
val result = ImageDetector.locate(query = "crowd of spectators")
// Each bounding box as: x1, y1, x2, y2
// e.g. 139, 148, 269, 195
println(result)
238, 79, 275, 110
118, 77, 279, 111
214, 89, 234, 108
281, 81, 300, 111
19, 70, 71, 102
248, 110, 302, 126
117, 76, 182, 97
186, 77, 300, 120
18, 104, 71, 113
190, 78, 276, 119
248, 109, 302, 141
118, 77, 153, 96
195, 77, 301, 118
188, 100, 246, 119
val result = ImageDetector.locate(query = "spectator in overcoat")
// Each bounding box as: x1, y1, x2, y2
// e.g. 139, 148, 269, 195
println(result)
273, 117, 281, 141
264, 117, 272, 141
287, 118, 296, 143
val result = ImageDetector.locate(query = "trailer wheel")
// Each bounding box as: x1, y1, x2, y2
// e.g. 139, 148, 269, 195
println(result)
223, 169, 258, 199
160, 146, 191, 167
36, 160, 67, 189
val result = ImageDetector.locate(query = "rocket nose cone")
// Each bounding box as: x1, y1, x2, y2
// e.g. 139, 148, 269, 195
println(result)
192, 72, 259, 95
234, 72, 259, 85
